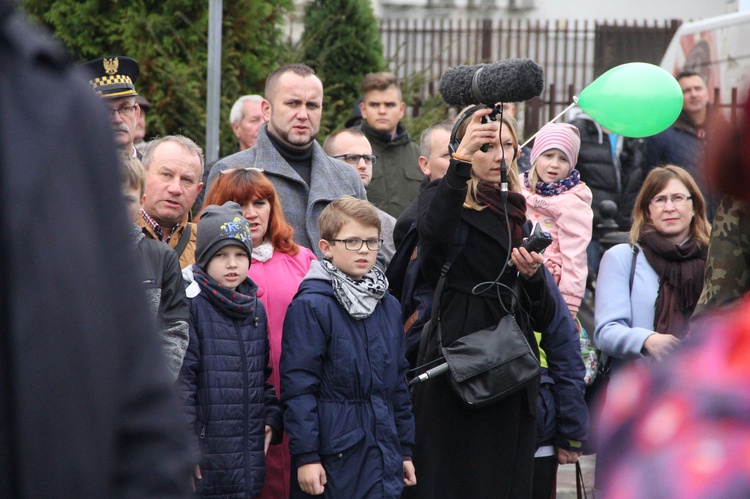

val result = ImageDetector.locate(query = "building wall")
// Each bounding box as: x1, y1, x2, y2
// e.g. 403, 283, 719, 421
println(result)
286, 0, 735, 43
374, 0, 730, 21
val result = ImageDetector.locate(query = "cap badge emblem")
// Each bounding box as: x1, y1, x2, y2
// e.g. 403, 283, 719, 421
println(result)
103, 57, 119, 75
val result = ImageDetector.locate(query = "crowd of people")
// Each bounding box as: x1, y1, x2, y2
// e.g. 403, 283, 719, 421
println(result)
4, 0, 748, 495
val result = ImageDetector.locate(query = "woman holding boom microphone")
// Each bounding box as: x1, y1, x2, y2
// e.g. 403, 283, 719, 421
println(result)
406, 107, 556, 498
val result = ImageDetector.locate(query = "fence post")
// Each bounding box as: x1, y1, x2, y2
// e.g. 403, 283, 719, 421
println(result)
524, 96, 542, 141
482, 19, 492, 62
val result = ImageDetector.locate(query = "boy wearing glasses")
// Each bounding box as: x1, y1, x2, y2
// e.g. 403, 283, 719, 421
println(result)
280, 196, 416, 498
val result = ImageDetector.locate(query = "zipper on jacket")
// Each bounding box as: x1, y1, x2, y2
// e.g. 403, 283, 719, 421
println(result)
234, 318, 252, 487
199, 425, 206, 439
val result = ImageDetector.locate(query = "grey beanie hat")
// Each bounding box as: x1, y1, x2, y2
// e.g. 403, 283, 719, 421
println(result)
195, 201, 252, 270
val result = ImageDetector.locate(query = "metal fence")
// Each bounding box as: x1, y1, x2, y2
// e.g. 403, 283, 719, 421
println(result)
380, 17, 743, 136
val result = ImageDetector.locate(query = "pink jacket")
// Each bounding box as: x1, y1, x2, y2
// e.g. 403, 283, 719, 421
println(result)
522, 181, 593, 314
249, 246, 316, 499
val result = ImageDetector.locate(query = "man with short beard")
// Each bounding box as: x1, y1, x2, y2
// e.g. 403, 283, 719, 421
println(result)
81, 56, 142, 159
207, 64, 367, 256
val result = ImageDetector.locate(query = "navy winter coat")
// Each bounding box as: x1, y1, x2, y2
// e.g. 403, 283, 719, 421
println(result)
280, 276, 415, 499
535, 269, 589, 450
180, 277, 282, 498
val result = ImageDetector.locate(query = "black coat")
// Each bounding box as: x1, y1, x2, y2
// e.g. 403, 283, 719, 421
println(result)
406, 160, 555, 499
0, 5, 193, 496
569, 115, 646, 231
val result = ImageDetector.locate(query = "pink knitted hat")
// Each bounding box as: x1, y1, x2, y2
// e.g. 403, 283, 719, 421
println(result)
530, 123, 581, 170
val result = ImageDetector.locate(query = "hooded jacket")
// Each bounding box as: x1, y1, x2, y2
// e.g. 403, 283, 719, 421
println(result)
280, 262, 415, 498
522, 179, 594, 315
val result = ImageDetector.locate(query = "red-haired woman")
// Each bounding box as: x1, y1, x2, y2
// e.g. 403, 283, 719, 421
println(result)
201, 167, 316, 498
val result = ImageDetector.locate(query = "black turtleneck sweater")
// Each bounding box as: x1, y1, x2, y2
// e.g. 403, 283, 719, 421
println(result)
267, 131, 314, 187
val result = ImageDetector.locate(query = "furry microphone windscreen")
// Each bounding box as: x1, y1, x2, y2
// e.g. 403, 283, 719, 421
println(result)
440, 59, 544, 106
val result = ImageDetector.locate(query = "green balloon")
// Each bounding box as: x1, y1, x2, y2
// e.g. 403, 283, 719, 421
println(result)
577, 62, 683, 138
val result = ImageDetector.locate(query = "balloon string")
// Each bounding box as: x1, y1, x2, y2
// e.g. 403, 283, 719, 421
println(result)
520, 98, 578, 149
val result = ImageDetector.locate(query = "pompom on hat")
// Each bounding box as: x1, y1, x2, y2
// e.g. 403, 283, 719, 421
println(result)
530, 122, 581, 170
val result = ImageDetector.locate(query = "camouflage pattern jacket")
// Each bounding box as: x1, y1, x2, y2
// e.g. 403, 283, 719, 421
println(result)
693, 197, 750, 319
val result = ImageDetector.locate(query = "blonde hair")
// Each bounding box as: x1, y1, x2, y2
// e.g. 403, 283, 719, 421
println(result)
118, 151, 145, 196
319, 196, 381, 241
454, 113, 521, 211
629, 165, 710, 247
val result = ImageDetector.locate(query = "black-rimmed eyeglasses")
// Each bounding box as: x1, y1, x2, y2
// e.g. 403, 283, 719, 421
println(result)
333, 154, 378, 166
329, 238, 383, 251
108, 104, 138, 118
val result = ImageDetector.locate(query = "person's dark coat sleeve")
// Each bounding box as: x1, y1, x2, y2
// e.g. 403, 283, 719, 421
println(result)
417, 158, 472, 285
159, 248, 190, 378
539, 269, 589, 449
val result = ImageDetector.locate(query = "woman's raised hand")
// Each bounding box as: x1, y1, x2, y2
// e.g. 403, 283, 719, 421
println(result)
454, 107, 499, 160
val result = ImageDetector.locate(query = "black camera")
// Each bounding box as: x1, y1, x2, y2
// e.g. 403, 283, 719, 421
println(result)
520, 223, 553, 255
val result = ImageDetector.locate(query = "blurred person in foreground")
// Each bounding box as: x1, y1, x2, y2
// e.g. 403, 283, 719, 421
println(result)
596, 88, 750, 499
0, 1, 193, 496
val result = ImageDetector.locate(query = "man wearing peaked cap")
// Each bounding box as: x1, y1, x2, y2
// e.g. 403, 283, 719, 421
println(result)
81, 56, 142, 158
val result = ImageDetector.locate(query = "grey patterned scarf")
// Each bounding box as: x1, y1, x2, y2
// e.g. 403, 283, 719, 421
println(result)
316, 259, 388, 319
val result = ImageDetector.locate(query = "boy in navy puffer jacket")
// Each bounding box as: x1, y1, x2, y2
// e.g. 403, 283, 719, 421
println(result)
180, 201, 282, 498
281, 197, 416, 498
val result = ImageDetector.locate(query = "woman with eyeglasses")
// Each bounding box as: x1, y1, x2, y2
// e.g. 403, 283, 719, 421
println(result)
592, 164, 710, 490
200, 168, 316, 499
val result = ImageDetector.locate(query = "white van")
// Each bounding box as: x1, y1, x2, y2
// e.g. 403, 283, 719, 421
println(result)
660, 11, 750, 102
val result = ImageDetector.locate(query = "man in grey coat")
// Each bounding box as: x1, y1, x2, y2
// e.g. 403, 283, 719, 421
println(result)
206, 64, 367, 257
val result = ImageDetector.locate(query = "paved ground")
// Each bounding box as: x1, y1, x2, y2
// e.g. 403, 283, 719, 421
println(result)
557, 454, 596, 498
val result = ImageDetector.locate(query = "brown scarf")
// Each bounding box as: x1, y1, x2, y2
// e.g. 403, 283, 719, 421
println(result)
638, 231, 706, 338
475, 182, 527, 249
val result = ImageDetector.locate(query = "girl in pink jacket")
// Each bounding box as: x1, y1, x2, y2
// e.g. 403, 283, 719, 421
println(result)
522, 123, 593, 318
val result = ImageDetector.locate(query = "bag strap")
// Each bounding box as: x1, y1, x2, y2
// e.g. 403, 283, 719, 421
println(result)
576, 460, 588, 499
600, 243, 639, 374
628, 243, 639, 294
173, 222, 192, 258
430, 222, 470, 346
